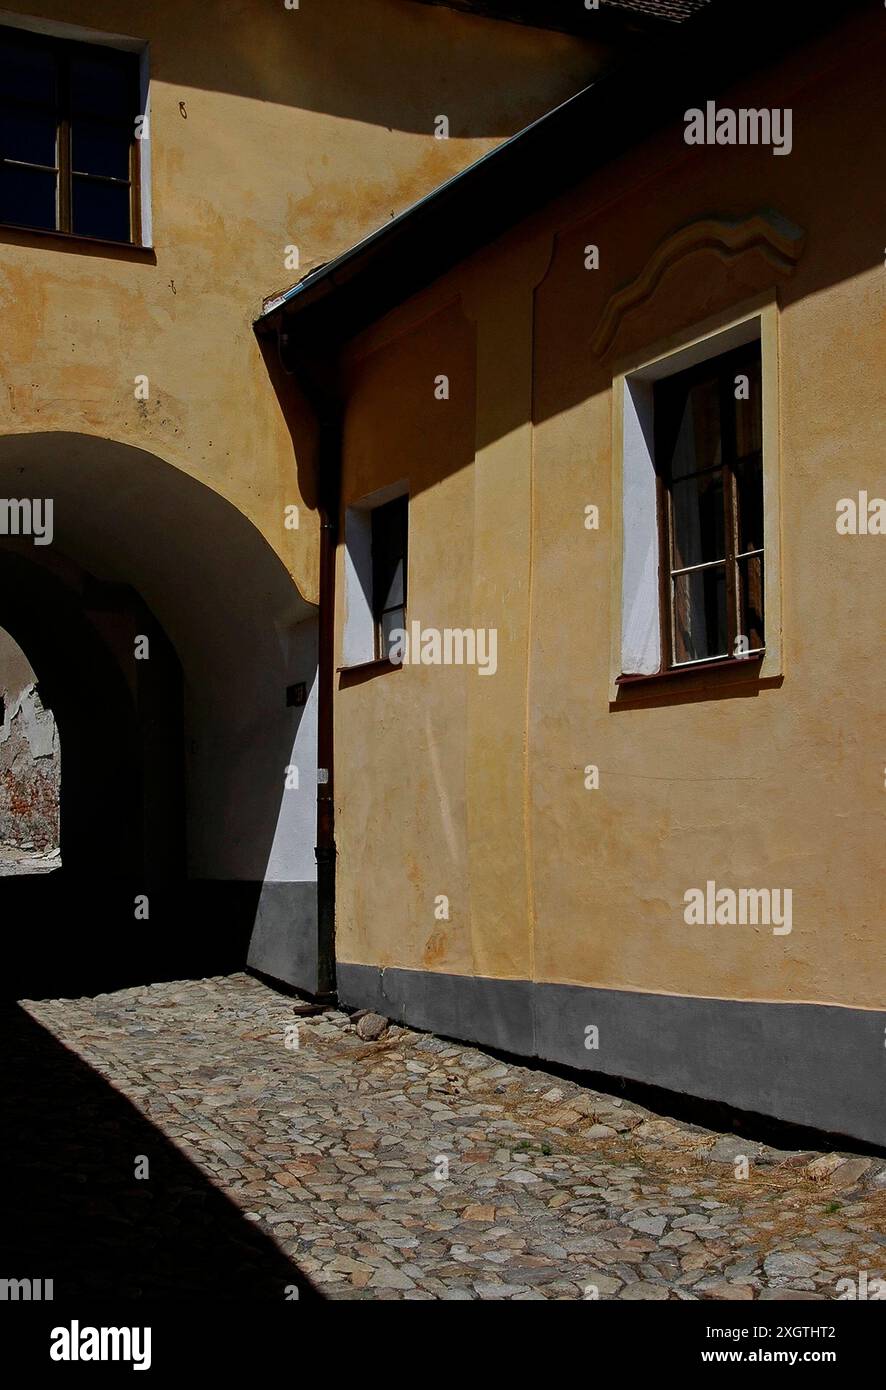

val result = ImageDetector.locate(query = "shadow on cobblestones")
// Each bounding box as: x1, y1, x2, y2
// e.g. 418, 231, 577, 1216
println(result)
9, 974, 886, 1300
0, 1004, 321, 1301
0, 875, 256, 1001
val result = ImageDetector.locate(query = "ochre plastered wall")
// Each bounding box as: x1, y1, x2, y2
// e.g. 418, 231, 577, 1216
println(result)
333, 9, 886, 1011
336, 299, 476, 975
0, 0, 604, 603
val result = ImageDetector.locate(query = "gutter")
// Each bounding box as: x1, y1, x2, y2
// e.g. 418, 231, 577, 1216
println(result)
259, 326, 341, 1001
313, 407, 339, 1000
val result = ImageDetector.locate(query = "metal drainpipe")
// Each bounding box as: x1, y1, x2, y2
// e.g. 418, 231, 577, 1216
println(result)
314, 408, 340, 1000
274, 321, 340, 1001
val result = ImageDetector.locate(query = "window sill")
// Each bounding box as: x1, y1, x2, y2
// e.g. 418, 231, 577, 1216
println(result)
612, 651, 777, 708
337, 656, 402, 687
616, 652, 764, 686
0, 221, 155, 261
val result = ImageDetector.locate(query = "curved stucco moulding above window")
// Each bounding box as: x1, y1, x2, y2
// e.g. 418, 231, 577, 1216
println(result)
591, 209, 806, 357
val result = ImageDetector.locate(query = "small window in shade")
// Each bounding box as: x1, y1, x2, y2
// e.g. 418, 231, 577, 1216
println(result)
654, 343, 764, 667
0, 25, 140, 243
371, 495, 408, 661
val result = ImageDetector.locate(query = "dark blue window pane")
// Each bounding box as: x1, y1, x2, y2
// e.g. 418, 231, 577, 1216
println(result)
72, 175, 130, 241
0, 162, 56, 229
70, 54, 135, 117
0, 38, 57, 105
0, 108, 56, 167
72, 120, 130, 179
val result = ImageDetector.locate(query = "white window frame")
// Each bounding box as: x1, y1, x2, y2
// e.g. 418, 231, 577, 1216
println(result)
342, 479, 409, 669
609, 292, 782, 695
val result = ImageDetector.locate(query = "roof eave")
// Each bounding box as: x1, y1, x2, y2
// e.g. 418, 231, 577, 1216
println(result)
256, 0, 866, 352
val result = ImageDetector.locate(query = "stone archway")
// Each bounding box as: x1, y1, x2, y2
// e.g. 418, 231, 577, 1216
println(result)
0, 432, 320, 998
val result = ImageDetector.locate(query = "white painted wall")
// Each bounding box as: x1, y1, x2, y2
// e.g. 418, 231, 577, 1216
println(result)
265, 616, 318, 883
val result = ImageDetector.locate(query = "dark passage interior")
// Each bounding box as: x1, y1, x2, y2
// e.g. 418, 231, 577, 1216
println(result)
0, 545, 196, 998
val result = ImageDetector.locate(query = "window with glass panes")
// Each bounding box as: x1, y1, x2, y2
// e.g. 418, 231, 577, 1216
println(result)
370, 495, 408, 660
0, 25, 140, 244
654, 343, 764, 667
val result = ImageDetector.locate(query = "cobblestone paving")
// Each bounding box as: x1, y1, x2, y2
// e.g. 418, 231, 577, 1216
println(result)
21, 973, 886, 1301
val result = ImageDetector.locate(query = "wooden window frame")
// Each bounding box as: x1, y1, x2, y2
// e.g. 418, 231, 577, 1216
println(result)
653, 342, 764, 672
0, 23, 141, 245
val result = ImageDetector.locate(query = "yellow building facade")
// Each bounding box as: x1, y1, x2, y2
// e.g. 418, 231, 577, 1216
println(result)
262, 1, 885, 1143
0, 0, 602, 994
2, 0, 883, 1144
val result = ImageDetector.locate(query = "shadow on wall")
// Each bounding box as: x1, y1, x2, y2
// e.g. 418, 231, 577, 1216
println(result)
139, 0, 611, 137
0, 1003, 321, 1300
0, 433, 319, 1000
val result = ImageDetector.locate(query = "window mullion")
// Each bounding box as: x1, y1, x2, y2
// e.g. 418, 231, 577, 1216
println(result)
57, 44, 71, 234
654, 391, 675, 671
720, 371, 739, 655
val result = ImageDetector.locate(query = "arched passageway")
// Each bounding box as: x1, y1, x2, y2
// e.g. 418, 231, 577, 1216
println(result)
0, 621, 60, 869
0, 433, 319, 998
0, 545, 184, 881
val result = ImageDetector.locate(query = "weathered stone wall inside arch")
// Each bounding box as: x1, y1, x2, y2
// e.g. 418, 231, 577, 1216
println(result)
0, 627, 60, 860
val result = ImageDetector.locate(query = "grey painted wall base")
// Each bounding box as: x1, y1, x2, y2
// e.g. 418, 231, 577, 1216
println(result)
337, 963, 886, 1148
246, 880, 318, 993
